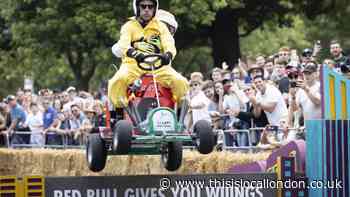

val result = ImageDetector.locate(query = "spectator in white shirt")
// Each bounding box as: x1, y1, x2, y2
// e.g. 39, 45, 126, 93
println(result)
289, 62, 321, 125
26, 103, 44, 146
186, 77, 211, 129
249, 75, 288, 126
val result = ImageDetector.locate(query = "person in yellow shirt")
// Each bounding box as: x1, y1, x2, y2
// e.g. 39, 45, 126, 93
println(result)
112, 9, 179, 57
108, 0, 189, 112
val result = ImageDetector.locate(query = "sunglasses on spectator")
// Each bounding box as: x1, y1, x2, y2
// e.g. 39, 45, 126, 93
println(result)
139, 4, 155, 9
243, 88, 251, 93
279, 53, 289, 56
190, 83, 200, 87
303, 71, 313, 75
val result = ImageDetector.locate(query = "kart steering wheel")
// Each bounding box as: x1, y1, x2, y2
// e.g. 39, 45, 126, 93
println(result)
138, 54, 164, 71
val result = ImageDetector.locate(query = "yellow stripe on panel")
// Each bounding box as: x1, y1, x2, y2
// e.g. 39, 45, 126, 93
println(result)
341, 81, 347, 120
329, 75, 336, 119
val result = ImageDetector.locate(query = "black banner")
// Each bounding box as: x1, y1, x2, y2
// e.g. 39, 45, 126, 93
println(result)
45, 173, 277, 197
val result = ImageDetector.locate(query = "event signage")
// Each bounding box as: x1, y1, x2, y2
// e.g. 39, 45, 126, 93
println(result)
46, 173, 277, 197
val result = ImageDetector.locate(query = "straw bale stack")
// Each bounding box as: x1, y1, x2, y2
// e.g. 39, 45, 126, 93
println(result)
0, 148, 269, 176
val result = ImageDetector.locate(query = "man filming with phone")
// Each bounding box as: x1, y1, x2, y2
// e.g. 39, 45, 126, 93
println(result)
289, 62, 321, 126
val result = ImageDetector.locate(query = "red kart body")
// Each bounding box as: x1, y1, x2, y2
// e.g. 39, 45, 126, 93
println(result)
127, 74, 175, 109
104, 74, 175, 136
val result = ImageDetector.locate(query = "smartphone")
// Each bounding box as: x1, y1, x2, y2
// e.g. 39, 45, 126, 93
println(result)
290, 81, 298, 88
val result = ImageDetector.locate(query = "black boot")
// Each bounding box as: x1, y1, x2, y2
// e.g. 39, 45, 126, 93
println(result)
110, 108, 124, 128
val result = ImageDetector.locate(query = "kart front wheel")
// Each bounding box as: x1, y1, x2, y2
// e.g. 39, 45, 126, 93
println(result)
161, 142, 183, 171
194, 120, 215, 154
113, 120, 132, 154
86, 134, 107, 172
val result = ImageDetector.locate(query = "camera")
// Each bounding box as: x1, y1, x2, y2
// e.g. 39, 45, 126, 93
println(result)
290, 81, 298, 88
302, 48, 313, 58
340, 62, 350, 73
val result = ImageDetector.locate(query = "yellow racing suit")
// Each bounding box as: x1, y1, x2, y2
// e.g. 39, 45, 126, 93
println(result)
108, 17, 189, 108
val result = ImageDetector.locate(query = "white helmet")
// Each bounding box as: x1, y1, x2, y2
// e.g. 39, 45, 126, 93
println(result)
133, 0, 159, 17
156, 9, 178, 32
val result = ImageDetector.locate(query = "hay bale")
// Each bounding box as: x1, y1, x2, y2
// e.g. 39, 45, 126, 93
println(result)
0, 148, 269, 176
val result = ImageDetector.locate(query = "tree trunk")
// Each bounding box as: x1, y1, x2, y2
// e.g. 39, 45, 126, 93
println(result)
211, 8, 240, 70
74, 76, 88, 91
66, 51, 95, 91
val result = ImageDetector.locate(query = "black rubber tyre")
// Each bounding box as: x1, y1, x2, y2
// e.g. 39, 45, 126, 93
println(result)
161, 142, 183, 171
194, 119, 215, 154
86, 134, 107, 172
113, 120, 132, 154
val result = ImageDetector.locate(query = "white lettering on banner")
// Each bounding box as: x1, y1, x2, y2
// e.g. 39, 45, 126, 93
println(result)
124, 188, 165, 197
53, 190, 82, 197
205, 187, 263, 197
86, 188, 118, 197
52, 187, 266, 197
170, 186, 179, 196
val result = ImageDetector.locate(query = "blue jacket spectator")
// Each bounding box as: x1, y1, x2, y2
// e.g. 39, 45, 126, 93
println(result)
42, 100, 57, 144
6, 95, 28, 144
43, 102, 57, 130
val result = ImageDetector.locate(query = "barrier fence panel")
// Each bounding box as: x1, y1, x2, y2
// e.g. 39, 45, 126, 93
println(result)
23, 176, 45, 197
3, 131, 84, 149
0, 176, 19, 197
1, 156, 308, 197
44, 174, 278, 197
2, 127, 305, 153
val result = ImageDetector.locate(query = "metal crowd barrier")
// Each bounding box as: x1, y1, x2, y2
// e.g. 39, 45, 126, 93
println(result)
0, 127, 305, 152
220, 127, 305, 152
1, 131, 85, 149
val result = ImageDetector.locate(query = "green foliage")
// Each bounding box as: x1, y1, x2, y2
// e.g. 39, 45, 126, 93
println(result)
0, 0, 348, 97
0, 0, 130, 93
241, 16, 311, 58
170, 0, 229, 26
306, 4, 350, 52
173, 46, 213, 79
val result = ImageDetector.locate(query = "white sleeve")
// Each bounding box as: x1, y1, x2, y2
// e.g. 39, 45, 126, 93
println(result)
264, 86, 279, 103
312, 83, 321, 100
223, 95, 230, 109
111, 42, 123, 58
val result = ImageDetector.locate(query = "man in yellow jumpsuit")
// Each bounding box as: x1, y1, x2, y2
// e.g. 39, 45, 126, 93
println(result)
108, 0, 189, 110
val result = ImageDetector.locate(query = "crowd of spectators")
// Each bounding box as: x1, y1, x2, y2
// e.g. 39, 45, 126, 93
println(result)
0, 40, 349, 150
0, 87, 107, 147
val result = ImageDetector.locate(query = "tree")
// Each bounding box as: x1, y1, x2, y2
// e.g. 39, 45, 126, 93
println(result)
0, 0, 346, 95
240, 16, 311, 58
170, 0, 346, 69
305, 2, 350, 59
0, 0, 129, 90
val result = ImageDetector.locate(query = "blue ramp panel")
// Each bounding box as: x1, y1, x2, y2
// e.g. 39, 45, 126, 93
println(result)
322, 66, 350, 119
306, 120, 324, 197
306, 119, 350, 197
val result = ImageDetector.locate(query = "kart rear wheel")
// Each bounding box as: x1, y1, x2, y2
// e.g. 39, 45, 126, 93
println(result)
113, 120, 132, 154
161, 142, 183, 171
194, 119, 215, 154
86, 134, 107, 172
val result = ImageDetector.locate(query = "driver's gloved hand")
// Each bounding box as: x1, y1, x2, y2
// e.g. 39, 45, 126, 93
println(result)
126, 48, 145, 63
160, 52, 173, 65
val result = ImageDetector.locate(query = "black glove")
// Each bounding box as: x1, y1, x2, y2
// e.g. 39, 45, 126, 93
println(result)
126, 48, 145, 63
160, 52, 173, 65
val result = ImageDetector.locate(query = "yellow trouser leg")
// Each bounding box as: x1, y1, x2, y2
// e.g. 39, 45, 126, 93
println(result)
154, 66, 189, 103
108, 64, 143, 108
